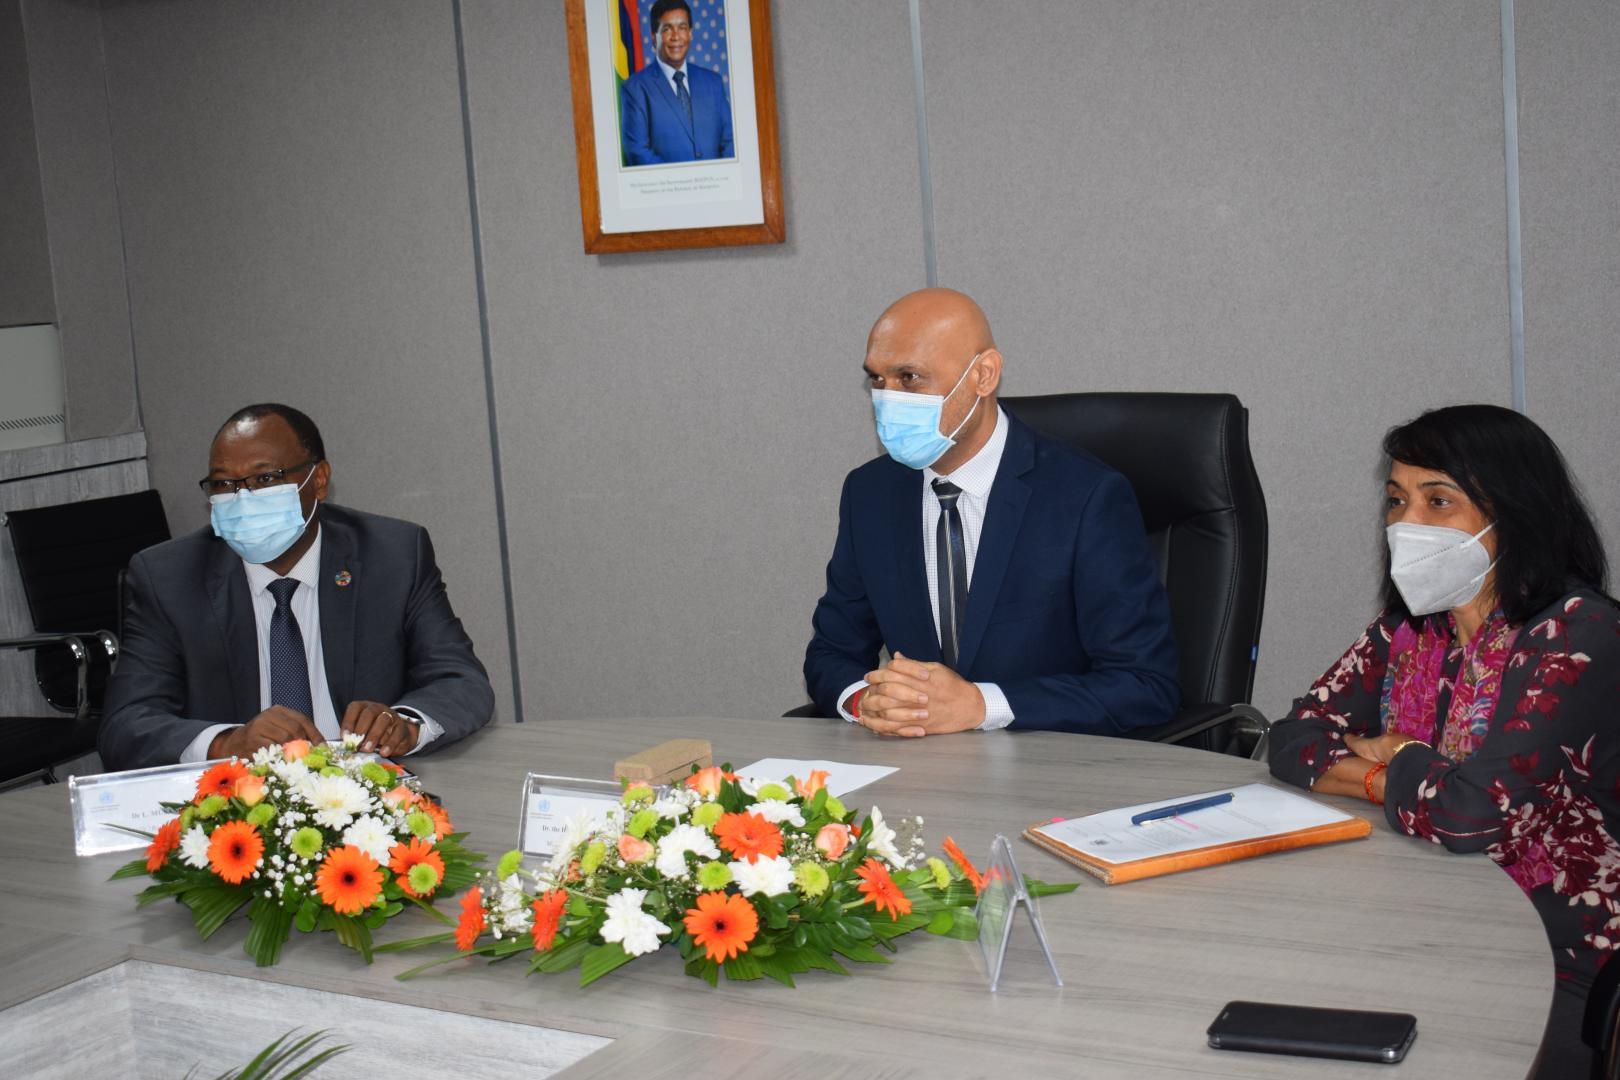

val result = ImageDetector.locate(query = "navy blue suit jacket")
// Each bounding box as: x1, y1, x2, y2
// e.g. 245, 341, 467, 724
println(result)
804, 413, 1180, 734
619, 61, 734, 165
100, 504, 495, 770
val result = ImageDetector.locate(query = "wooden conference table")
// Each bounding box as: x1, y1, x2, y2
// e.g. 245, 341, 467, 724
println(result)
0, 717, 1551, 1078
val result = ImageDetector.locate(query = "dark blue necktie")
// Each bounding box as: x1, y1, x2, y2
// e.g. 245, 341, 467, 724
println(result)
932, 480, 968, 669
267, 578, 314, 718
673, 69, 693, 125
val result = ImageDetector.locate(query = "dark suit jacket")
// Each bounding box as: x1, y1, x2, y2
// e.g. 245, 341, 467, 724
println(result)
804, 413, 1180, 734
619, 61, 734, 165
99, 504, 495, 770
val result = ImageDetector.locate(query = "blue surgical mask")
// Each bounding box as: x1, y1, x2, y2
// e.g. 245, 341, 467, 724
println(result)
871, 352, 984, 470
209, 469, 318, 564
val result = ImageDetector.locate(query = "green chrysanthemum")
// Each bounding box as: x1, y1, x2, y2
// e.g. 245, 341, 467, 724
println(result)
580, 840, 607, 875
824, 795, 848, 821
360, 762, 393, 787
627, 809, 659, 839
696, 861, 733, 890
794, 862, 830, 897
290, 827, 325, 859
195, 794, 229, 819
496, 849, 524, 878
406, 810, 436, 840
621, 785, 654, 806
408, 861, 442, 894
927, 857, 951, 890
755, 783, 791, 801
245, 803, 277, 828
691, 802, 724, 828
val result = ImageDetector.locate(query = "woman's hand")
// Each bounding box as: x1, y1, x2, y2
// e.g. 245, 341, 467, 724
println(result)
1345, 732, 1422, 764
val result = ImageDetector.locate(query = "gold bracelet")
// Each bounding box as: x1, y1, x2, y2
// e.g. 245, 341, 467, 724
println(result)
1388, 738, 1430, 763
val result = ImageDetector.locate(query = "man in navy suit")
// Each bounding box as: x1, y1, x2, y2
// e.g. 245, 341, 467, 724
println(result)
619, 0, 734, 165
804, 289, 1180, 736
100, 403, 494, 770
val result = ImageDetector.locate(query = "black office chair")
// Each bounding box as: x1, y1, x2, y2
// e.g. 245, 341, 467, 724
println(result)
787, 393, 1269, 758
1583, 957, 1620, 1079
2, 489, 171, 783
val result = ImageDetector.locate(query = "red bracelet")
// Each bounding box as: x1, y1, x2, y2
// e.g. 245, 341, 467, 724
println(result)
848, 688, 866, 718
1364, 761, 1388, 805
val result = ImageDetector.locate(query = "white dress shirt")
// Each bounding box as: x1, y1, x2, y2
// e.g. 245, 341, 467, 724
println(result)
180, 529, 443, 761
841, 405, 1018, 731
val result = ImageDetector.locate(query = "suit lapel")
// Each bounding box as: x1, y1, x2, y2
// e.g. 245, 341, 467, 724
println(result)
890, 466, 939, 660
955, 418, 1034, 672
205, 543, 260, 722
318, 513, 359, 717
651, 65, 696, 138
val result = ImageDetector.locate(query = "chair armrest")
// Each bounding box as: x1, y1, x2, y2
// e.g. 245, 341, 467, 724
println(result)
1127, 703, 1271, 760
783, 703, 828, 719
0, 634, 92, 720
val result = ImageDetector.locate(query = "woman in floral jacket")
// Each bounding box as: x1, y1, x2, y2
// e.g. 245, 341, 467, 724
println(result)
1268, 404, 1617, 1078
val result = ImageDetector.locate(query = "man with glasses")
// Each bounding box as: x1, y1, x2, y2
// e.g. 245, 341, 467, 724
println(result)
619, 0, 734, 165
99, 403, 494, 771
803, 289, 1179, 737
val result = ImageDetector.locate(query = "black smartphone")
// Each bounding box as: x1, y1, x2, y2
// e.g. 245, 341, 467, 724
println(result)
1207, 1000, 1418, 1064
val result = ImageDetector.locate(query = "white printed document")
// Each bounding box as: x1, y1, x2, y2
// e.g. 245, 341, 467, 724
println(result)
1033, 783, 1357, 866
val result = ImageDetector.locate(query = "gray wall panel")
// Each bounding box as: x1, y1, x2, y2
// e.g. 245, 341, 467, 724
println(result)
460, 0, 921, 719
20, 0, 138, 437
1515, 0, 1620, 554
96, 0, 515, 722
921, 0, 1511, 718
0, 0, 56, 328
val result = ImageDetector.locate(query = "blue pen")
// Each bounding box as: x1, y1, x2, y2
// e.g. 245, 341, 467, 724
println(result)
1130, 791, 1235, 826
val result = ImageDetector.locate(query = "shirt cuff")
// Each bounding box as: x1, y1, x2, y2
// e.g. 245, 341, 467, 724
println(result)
976, 683, 1015, 731
836, 680, 869, 723
181, 724, 236, 764
395, 706, 444, 755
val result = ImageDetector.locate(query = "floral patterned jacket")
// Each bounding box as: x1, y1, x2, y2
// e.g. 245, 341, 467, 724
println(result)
1269, 590, 1620, 986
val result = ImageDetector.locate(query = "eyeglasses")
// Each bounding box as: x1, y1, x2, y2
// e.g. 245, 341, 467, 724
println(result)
198, 460, 319, 496
656, 21, 692, 35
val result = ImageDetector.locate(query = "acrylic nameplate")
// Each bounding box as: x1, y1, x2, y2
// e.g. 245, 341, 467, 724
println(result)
976, 834, 1063, 992
518, 774, 624, 858
69, 762, 209, 857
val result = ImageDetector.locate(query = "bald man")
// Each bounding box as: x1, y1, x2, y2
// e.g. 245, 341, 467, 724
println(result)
803, 289, 1179, 736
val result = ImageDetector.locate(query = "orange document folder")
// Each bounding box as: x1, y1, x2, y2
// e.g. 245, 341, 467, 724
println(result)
1023, 782, 1373, 885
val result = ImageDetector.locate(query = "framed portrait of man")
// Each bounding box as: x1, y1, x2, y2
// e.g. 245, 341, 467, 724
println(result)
564, 0, 785, 253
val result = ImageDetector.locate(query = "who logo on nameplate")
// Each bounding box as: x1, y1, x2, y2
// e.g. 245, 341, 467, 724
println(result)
517, 774, 624, 859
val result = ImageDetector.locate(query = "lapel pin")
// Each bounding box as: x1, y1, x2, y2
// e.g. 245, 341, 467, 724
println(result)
334, 570, 352, 587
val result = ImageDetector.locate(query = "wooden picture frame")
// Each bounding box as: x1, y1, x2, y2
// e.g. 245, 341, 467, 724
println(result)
564, 0, 785, 254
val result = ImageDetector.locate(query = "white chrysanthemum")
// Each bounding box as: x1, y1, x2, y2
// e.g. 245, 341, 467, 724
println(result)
735, 775, 761, 797
729, 854, 796, 897
340, 816, 396, 865
270, 758, 311, 787
649, 793, 691, 821
340, 732, 363, 750
599, 888, 669, 957
866, 806, 907, 868
301, 773, 373, 830
543, 808, 598, 878
655, 823, 720, 878
250, 746, 280, 768
179, 825, 211, 869
750, 798, 805, 828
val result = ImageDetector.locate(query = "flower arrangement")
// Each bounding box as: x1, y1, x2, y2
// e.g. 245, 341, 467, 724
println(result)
111, 736, 483, 966
382, 765, 1074, 987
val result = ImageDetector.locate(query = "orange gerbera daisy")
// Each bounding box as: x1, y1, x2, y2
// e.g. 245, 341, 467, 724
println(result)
683, 891, 759, 963
194, 760, 250, 803
314, 844, 384, 915
455, 885, 486, 951
531, 890, 567, 952
387, 837, 446, 898
941, 835, 985, 895
206, 820, 264, 884
145, 817, 183, 872
712, 812, 784, 864
854, 858, 913, 920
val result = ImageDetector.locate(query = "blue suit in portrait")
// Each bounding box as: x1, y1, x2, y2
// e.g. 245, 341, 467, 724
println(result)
804, 413, 1180, 734
619, 61, 734, 165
